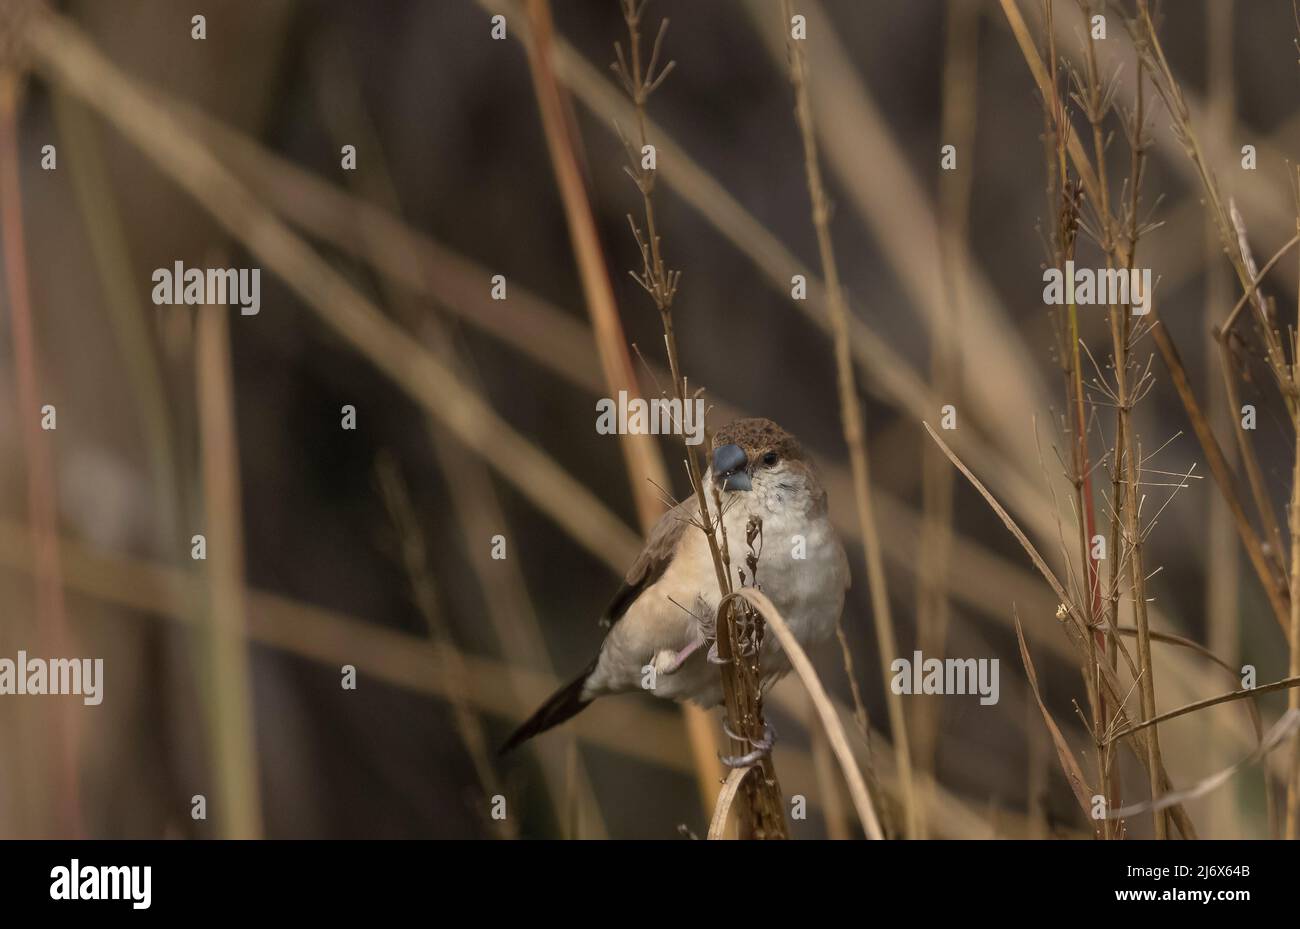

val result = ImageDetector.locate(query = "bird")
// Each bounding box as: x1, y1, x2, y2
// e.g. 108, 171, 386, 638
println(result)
501, 417, 849, 757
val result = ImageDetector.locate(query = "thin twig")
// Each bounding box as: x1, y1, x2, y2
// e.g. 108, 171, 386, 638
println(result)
614, 0, 786, 838
1105, 677, 1300, 744
781, 0, 912, 837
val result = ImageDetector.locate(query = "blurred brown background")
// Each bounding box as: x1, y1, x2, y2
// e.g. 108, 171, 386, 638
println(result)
1, 0, 1297, 839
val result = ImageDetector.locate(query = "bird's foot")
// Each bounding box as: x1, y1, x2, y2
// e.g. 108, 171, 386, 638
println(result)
718, 721, 777, 768
656, 637, 704, 676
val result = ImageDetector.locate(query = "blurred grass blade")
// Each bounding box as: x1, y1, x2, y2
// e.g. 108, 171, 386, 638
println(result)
195, 300, 263, 839
1014, 610, 1094, 822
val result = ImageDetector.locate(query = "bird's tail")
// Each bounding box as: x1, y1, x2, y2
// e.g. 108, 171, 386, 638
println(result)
499, 660, 597, 754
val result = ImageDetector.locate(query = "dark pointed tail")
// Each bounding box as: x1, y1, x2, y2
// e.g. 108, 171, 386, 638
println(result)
499, 661, 597, 754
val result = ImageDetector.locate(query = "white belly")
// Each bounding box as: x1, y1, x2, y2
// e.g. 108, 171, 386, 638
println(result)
586, 488, 849, 706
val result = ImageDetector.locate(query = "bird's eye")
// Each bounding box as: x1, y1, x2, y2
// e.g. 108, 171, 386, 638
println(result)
762, 451, 779, 466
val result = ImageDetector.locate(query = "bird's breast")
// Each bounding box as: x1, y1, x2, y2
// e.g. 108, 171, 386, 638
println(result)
718, 497, 848, 646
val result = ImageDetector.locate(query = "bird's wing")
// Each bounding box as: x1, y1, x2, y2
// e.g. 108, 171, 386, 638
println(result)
599, 499, 694, 628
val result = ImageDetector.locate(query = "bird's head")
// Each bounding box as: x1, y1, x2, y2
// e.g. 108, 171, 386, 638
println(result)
709, 418, 815, 509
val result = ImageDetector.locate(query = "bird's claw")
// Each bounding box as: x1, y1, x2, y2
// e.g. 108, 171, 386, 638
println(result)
706, 641, 727, 665
718, 721, 776, 768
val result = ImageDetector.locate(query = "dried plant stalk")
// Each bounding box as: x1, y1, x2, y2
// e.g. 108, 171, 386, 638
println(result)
166, 86, 1244, 746
195, 300, 263, 839
1290, 204, 1300, 840
1015, 612, 1094, 821
1000, 0, 1291, 636
1083, 1, 1167, 837
313, 54, 610, 835
1107, 678, 1300, 745
613, 0, 786, 838
1131, 0, 1300, 835
707, 766, 755, 839
0, 70, 80, 836
375, 456, 517, 839
21, 10, 648, 578
924, 423, 1197, 838
1038, 0, 1111, 834
0, 508, 1076, 837
502, 0, 1062, 554
737, 589, 883, 839
914, 0, 979, 833
522, 0, 669, 533
780, 0, 913, 837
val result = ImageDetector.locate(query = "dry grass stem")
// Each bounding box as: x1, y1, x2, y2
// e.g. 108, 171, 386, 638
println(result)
0, 511, 1006, 832
14, 0, 1293, 842
21, 10, 646, 579
781, 0, 910, 838
1109, 711, 1300, 821
924, 423, 1197, 837
499, 0, 1063, 553
1015, 611, 1095, 826
195, 300, 263, 839
614, 0, 786, 838
160, 99, 1241, 769
522, 0, 669, 533
707, 766, 754, 840
313, 53, 611, 835
375, 456, 518, 838
751, 0, 1056, 502
1000, 0, 1290, 634
1106, 677, 1300, 745
174, 95, 1098, 683
737, 588, 883, 839
913, 0, 979, 830
0, 70, 79, 836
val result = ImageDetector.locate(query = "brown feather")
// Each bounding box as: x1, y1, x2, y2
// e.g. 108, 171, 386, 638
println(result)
600, 499, 691, 627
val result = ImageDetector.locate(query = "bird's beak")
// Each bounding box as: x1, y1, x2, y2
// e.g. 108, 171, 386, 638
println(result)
712, 443, 752, 492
